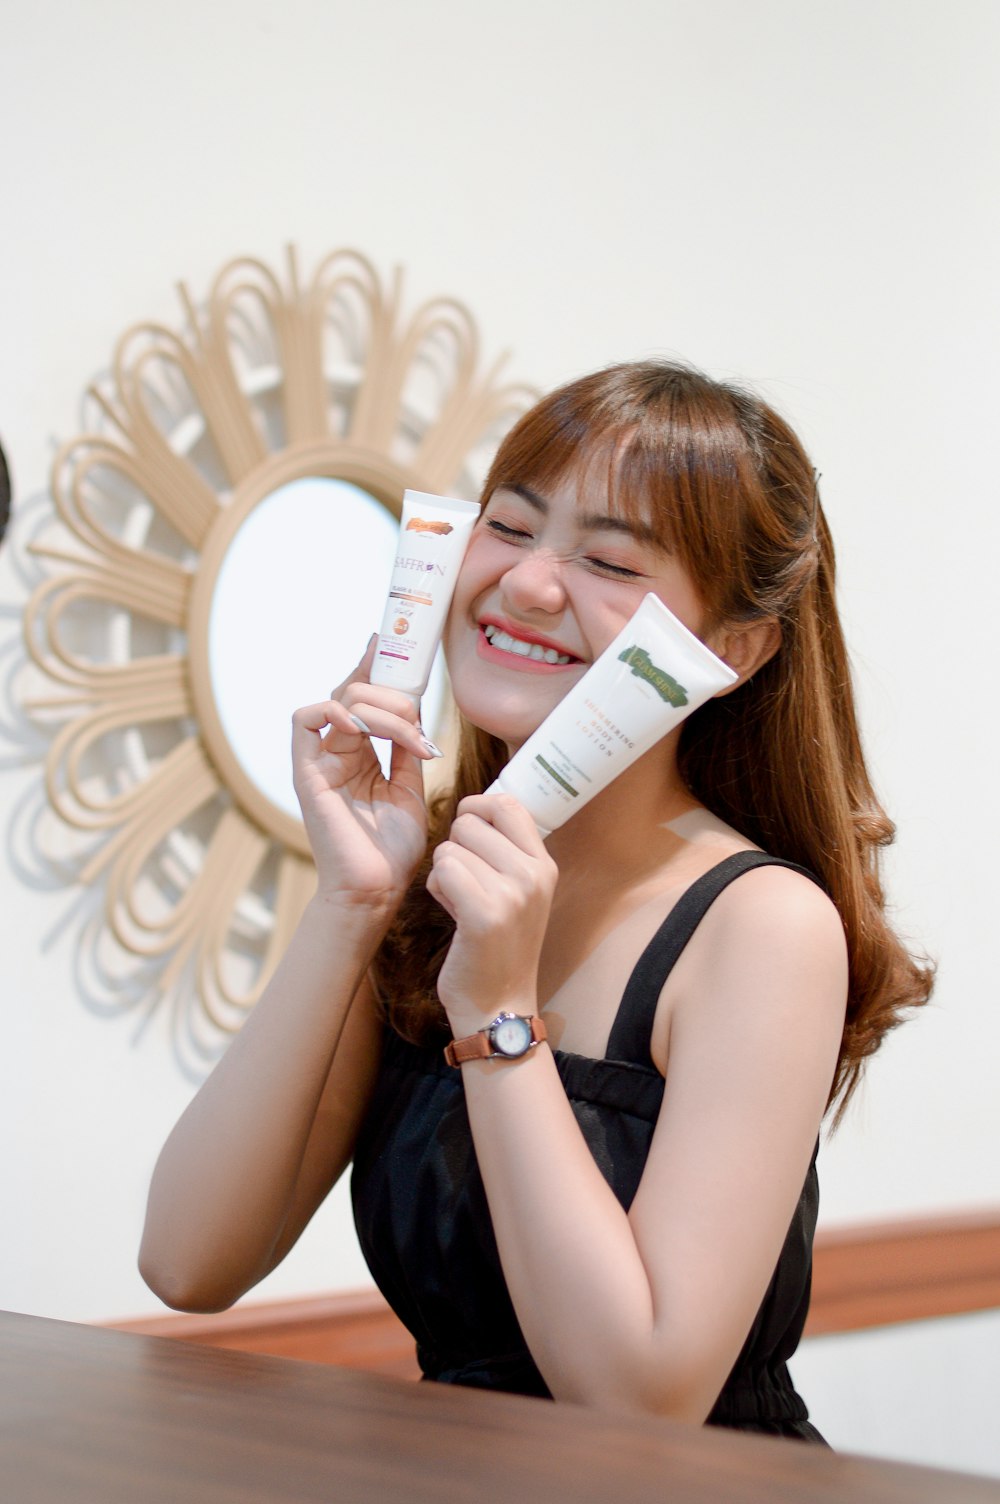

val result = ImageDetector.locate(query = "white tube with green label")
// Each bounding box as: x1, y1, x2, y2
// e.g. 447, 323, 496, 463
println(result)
486, 592, 739, 837
370, 489, 480, 707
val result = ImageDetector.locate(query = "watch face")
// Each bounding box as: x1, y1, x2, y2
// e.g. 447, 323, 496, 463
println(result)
490, 1013, 533, 1058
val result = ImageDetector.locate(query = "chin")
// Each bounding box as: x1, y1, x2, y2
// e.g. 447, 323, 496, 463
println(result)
446, 638, 583, 750
451, 683, 550, 750
459, 703, 537, 750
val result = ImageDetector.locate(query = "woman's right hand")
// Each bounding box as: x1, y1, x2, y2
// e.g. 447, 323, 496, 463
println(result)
291, 635, 435, 908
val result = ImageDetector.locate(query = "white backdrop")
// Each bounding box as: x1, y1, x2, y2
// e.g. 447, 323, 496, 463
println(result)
2, 0, 998, 1474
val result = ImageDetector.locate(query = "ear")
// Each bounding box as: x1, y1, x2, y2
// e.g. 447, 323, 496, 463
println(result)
708, 617, 781, 696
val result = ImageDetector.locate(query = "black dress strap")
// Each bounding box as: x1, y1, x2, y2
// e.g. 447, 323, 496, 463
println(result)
605, 851, 821, 1068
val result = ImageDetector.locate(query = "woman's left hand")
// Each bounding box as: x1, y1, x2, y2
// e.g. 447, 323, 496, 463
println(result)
426, 794, 558, 1031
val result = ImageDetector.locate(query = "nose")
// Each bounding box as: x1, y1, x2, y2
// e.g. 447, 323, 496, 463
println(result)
499, 548, 567, 615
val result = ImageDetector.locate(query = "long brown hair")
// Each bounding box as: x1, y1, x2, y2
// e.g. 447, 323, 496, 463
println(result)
372, 361, 933, 1114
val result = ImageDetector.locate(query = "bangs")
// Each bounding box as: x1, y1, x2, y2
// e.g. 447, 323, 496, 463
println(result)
482, 362, 758, 609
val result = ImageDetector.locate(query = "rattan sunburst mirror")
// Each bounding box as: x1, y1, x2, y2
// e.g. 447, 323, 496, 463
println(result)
23, 247, 534, 1054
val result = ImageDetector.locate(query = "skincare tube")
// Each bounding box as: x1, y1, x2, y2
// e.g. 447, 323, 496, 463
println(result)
486, 593, 738, 837
370, 490, 480, 706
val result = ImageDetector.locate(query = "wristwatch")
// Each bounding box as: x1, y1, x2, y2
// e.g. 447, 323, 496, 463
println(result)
443, 1012, 547, 1067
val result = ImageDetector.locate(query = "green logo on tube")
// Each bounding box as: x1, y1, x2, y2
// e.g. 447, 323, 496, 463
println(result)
617, 646, 689, 707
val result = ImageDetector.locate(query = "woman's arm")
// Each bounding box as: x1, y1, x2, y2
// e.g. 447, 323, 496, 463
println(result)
138, 907, 386, 1313
140, 643, 433, 1312
430, 798, 846, 1419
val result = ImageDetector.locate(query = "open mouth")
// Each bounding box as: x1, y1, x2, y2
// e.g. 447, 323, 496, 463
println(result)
482, 623, 577, 665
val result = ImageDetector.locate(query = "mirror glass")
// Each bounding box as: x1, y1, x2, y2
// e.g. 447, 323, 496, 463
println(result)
208, 476, 448, 819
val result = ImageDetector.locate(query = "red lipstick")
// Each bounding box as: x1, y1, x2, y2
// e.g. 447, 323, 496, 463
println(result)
475, 616, 583, 675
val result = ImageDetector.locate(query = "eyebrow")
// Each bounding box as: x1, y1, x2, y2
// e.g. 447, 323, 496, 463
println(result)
504, 483, 661, 545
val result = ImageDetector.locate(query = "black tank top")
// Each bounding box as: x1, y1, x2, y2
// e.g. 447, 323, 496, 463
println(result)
351, 850, 826, 1440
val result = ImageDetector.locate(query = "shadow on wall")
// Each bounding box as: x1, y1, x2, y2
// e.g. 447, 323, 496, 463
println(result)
0, 467, 229, 1086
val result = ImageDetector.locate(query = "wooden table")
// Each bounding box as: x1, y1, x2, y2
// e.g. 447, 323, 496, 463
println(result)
2, 1310, 998, 1503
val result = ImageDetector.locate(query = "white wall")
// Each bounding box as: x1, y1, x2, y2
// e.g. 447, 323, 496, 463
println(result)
791, 1311, 1000, 1479
2, 0, 999, 1473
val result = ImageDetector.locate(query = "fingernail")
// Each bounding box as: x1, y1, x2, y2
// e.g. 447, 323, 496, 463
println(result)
420, 735, 444, 759
350, 714, 373, 735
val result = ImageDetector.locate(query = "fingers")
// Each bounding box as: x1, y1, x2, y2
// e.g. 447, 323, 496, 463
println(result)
427, 843, 493, 930
322, 632, 445, 762
291, 697, 356, 740
329, 633, 378, 699
291, 698, 441, 785
425, 863, 459, 920
429, 795, 557, 913
291, 696, 368, 767
338, 682, 441, 763
452, 793, 549, 859
385, 729, 427, 803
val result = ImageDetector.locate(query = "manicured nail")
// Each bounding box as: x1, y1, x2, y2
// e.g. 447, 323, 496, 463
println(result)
420, 735, 444, 759
350, 714, 373, 735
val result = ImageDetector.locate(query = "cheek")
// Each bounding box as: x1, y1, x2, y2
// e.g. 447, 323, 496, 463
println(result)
648, 571, 711, 641
462, 527, 507, 575
449, 532, 513, 614
443, 552, 486, 659
665, 592, 707, 639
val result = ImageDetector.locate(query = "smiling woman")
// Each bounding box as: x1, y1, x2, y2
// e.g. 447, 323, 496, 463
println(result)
442, 467, 718, 747
140, 359, 932, 1442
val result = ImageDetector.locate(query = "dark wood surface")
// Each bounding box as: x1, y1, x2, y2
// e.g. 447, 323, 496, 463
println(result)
2, 1310, 999, 1503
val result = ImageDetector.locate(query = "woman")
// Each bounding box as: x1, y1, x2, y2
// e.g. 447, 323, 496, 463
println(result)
140, 362, 931, 1438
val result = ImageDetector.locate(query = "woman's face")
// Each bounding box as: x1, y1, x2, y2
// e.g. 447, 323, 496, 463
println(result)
443, 468, 710, 751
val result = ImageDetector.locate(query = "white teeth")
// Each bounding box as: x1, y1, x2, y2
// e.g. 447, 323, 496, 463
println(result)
483, 624, 571, 664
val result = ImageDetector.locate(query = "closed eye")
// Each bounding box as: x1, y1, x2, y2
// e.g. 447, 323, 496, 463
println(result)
485, 518, 532, 541
585, 557, 643, 579
486, 518, 643, 577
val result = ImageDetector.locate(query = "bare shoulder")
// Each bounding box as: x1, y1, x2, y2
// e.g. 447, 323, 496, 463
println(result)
690, 860, 846, 1007
653, 859, 847, 1077
662, 811, 845, 968
703, 861, 846, 961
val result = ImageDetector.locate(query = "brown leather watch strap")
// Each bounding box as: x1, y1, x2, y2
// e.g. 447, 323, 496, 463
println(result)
443, 1015, 547, 1068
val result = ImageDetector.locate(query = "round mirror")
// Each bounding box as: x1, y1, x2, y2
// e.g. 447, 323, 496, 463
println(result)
23, 246, 535, 1041
206, 476, 450, 821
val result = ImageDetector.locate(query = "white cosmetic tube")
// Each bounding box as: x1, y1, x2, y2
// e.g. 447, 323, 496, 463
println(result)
370, 490, 480, 707
486, 593, 739, 837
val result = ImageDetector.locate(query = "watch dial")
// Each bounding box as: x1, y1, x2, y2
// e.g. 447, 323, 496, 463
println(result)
492, 1015, 532, 1057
